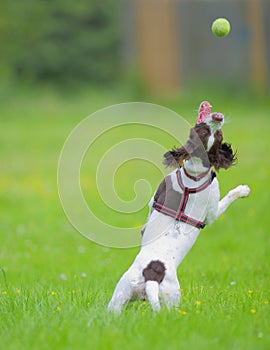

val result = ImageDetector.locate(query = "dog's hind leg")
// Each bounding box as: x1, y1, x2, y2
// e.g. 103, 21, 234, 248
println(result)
159, 273, 181, 310
107, 271, 133, 314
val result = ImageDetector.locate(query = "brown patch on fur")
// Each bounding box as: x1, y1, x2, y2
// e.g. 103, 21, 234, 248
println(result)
143, 260, 166, 284
153, 178, 167, 205
154, 176, 182, 210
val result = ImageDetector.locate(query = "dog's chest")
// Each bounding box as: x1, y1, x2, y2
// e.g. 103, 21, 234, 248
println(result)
155, 169, 211, 223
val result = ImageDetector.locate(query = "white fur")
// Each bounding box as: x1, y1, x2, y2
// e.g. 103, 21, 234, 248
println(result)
108, 116, 250, 314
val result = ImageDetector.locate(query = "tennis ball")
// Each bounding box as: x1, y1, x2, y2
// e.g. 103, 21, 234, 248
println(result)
211, 18, 231, 38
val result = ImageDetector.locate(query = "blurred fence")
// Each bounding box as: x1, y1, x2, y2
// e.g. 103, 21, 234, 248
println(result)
123, 0, 270, 94
1, 0, 269, 94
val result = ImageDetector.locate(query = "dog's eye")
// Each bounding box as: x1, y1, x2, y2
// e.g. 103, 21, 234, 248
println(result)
201, 130, 209, 136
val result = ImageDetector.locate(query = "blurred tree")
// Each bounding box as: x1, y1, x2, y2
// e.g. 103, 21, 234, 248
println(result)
0, 0, 121, 85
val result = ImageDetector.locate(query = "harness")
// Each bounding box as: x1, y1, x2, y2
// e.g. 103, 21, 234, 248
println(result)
152, 168, 216, 230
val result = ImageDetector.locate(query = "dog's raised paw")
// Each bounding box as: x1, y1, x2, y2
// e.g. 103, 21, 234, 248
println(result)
238, 185, 250, 198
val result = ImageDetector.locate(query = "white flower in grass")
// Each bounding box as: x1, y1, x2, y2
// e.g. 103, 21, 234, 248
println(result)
16, 225, 25, 235
81, 272, 87, 278
230, 281, 236, 285
77, 246, 85, 254
60, 273, 67, 280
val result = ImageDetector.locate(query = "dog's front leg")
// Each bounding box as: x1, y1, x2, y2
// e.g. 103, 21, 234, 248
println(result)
206, 181, 250, 225
217, 185, 250, 218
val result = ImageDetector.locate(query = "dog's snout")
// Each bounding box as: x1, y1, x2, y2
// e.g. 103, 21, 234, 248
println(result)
212, 113, 224, 123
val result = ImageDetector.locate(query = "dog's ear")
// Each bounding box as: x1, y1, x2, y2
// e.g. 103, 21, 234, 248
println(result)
217, 143, 237, 170
163, 127, 198, 167
163, 126, 209, 168
208, 130, 237, 170
163, 146, 189, 168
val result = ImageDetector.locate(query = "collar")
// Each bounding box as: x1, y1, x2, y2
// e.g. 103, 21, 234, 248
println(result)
182, 162, 211, 182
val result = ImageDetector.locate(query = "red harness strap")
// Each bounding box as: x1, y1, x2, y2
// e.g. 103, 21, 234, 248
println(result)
182, 164, 210, 181
153, 169, 214, 229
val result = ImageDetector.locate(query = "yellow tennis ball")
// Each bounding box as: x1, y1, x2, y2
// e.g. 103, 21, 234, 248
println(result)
211, 18, 231, 38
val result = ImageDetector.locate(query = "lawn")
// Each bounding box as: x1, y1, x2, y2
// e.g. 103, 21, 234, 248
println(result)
0, 86, 269, 350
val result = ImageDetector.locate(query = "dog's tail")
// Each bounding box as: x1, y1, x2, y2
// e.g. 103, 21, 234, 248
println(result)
143, 260, 166, 312
145, 281, 160, 311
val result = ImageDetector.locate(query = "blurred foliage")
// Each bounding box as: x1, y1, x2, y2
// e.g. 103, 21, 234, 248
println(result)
0, 0, 121, 85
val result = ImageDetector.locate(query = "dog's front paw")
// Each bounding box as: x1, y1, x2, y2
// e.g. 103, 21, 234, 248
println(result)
237, 185, 250, 198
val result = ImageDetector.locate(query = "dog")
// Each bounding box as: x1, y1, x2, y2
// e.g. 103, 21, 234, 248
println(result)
108, 101, 250, 313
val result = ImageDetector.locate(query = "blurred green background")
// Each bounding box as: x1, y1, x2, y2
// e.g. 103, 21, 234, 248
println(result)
0, 0, 120, 86
0, 1, 270, 349
1, 0, 269, 93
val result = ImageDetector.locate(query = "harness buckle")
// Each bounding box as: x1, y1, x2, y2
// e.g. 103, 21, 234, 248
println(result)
174, 221, 181, 234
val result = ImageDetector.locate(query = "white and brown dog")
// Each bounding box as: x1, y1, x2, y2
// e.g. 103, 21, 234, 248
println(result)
108, 101, 250, 313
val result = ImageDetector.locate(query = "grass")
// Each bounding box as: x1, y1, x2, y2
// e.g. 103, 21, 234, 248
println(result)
0, 85, 270, 349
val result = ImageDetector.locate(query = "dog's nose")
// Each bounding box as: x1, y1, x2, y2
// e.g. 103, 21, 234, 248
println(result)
212, 113, 224, 123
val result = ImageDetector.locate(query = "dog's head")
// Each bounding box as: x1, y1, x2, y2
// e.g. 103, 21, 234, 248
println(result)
163, 102, 236, 171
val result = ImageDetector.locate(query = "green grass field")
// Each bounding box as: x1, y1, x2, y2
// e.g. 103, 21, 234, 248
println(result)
1, 87, 269, 350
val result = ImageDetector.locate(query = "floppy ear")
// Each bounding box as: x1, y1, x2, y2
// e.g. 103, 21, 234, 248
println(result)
217, 143, 237, 170
163, 146, 189, 168
208, 130, 237, 170
163, 127, 208, 168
